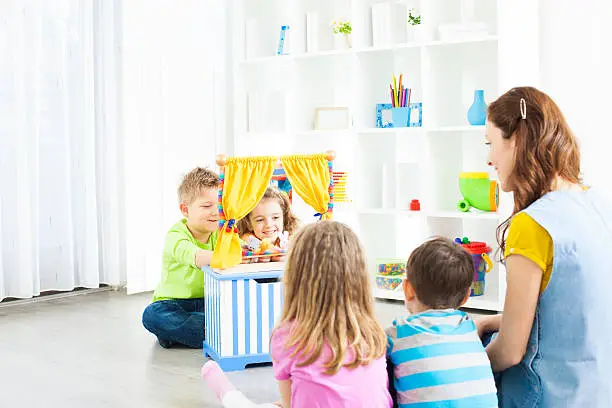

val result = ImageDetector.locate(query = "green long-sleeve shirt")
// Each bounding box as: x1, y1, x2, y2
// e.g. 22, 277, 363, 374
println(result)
152, 219, 218, 302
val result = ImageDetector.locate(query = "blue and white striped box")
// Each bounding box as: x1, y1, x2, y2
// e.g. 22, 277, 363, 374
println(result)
202, 263, 284, 371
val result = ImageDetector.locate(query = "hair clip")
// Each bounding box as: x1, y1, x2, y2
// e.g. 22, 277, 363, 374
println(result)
520, 98, 527, 120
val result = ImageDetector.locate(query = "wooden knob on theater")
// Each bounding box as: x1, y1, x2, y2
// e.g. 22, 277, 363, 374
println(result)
216, 154, 227, 167
325, 150, 336, 161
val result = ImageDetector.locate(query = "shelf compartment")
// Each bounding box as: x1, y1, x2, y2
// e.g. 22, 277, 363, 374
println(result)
355, 46, 422, 129
424, 40, 498, 129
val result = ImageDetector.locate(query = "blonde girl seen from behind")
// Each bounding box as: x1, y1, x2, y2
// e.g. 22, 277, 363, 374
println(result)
271, 221, 392, 408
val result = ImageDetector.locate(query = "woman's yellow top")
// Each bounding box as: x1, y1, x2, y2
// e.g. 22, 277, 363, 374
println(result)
504, 212, 554, 294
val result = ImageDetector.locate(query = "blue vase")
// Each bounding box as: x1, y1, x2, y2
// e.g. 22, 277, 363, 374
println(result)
467, 90, 487, 126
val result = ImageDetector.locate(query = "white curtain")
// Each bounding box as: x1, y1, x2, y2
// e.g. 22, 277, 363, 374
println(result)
0, 0, 123, 301
121, 0, 226, 294
0, 0, 226, 299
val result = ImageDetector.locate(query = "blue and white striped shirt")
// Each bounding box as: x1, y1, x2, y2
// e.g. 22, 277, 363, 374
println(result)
386, 309, 497, 407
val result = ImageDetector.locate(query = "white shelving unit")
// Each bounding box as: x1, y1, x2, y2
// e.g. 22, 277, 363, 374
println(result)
226, 0, 536, 312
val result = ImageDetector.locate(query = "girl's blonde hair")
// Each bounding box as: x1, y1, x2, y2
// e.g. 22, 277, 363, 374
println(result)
277, 221, 387, 375
237, 186, 300, 237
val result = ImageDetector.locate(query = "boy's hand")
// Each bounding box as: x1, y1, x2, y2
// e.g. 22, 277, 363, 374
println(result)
195, 250, 213, 268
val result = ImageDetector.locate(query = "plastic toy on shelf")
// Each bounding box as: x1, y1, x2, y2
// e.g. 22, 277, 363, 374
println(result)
457, 172, 498, 212
455, 237, 493, 297
203, 150, 336, 372
374, 258, 406, 296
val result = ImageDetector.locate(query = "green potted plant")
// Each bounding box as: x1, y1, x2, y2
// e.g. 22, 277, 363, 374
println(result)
330, 19, 352, 49
408, 8, 421, 26
406, 8, 432, 42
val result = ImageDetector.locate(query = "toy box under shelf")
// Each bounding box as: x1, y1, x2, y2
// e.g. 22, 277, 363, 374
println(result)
202, 262, 284, 371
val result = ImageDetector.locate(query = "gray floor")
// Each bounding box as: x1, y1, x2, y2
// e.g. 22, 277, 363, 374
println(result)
0, 290, 408, 407
0, 289, 489, 407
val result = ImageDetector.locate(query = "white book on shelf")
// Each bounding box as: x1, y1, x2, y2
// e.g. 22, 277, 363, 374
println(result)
306, 12, 319, 53
371, 3, 391, 46
372, 1, 407, 46
389, 2, 408, 44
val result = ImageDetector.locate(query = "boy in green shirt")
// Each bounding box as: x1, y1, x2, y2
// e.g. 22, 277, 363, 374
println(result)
142, 167, 220, 348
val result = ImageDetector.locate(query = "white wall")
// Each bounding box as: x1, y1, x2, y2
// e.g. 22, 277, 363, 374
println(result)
539, 0, 612, 198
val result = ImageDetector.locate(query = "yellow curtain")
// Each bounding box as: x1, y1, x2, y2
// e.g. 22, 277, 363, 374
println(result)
281, 154, 331, 220
211, 156, 276, 269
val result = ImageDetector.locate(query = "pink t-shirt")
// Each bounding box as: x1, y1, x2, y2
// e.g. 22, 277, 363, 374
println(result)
271, 323, 393, 408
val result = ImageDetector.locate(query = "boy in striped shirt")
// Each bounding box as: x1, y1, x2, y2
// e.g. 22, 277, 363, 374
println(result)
386, 237, 497, 407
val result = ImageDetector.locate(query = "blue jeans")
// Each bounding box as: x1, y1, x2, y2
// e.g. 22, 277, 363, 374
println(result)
142, 298, 205, 348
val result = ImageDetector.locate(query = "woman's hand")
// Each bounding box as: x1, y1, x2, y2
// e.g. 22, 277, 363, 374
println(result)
486, 254, 542, 372
475, 314, 502, 338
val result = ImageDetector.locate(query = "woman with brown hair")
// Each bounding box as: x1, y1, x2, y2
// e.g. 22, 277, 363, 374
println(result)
476, 86, 612, 407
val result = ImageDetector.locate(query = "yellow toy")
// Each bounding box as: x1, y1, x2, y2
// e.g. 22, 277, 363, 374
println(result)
210, 150, 337, 269
259, 238, 273, 251
240, 237, 284, 263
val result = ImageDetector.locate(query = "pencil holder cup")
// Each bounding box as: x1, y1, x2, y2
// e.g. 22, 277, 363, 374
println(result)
391, 107, 410, 127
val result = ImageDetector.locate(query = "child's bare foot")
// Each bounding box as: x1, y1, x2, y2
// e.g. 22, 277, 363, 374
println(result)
201, 360, 235, 402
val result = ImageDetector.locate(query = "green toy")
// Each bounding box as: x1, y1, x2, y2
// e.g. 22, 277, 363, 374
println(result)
457, 172, 498, 212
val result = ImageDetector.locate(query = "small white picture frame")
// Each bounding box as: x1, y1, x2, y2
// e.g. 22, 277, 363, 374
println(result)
314, 107, 350, 130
